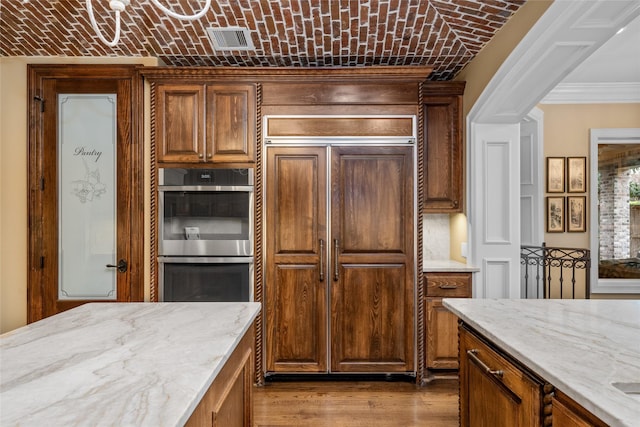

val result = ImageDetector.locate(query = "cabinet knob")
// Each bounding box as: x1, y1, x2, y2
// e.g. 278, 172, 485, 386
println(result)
207, 153, 212, 159
198, 153, 204, 158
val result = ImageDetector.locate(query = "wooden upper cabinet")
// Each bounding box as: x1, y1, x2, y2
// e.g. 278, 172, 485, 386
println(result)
207, 84, 256, 163
156, 84, 206, 163
422, 82, 465, 213
155, 82, 256, 165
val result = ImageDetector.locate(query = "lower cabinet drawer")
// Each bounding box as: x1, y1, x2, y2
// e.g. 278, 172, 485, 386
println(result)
425, 273, 471, 297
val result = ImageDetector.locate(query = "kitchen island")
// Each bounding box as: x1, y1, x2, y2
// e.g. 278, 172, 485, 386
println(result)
0, 302, 261, 426
444, 299, 640, 427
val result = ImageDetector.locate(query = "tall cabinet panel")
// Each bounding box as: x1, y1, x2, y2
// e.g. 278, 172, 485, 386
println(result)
330, 146, 414, 372
265, 147, 328, 373
422, 82, 465, 213
265, 144, 414, 374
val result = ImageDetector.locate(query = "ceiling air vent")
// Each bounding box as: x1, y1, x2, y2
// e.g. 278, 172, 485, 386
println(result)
207, 27, 255, 51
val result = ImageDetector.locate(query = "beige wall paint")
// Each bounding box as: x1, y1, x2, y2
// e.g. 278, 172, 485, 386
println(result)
539, 103, 640, 299
539, 103, 640, 248
449, 213, 468, 262
455, 0, 553, 120
0, 56, 157, 333
448, 0, 552, 264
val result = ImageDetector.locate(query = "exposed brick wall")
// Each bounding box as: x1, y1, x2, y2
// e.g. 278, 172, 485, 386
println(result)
599, 165, 632, 259
1, 0, 525, 80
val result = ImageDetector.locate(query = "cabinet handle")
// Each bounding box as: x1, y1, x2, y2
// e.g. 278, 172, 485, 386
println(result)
333, 239, 339, 282
439, 284, 458, 289
319, 239, 325, 282
467, 349, 504, 378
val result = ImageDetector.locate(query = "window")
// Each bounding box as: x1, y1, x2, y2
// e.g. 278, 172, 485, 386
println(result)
590, 128, 640, 293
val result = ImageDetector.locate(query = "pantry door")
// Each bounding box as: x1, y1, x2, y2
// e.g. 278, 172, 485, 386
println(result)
28, 65, 144, 322
330, 145, 415, 373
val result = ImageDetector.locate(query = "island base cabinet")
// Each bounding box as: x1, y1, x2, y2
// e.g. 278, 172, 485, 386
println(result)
552, 390, 608, 427
186, 328, 254, 427
459, 325, 543, 427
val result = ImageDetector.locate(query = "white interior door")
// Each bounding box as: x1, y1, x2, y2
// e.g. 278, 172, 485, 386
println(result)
469, 122, 521, 299
520, 108, 544, 247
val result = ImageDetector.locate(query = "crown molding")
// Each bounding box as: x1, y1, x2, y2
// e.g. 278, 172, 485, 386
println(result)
541, 82, 640, 104
470, 1, 640, 123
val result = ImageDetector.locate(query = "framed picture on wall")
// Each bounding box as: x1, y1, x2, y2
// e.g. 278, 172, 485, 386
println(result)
567, 196, 587, 232
567, 157, 587, 193
546, 196, 565, 232
546, 157, 565, 193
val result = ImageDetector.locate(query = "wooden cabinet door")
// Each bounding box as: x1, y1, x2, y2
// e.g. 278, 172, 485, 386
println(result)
426, 298, 459, 369
460, 325, 542, 427
156, 84, 205, 163
422, 85, 464, 213
330, 146, 414, 373
265, 146, 328, 373
552, 390, 608, 427
207, 84, 256, 163
186, 328, 254, 427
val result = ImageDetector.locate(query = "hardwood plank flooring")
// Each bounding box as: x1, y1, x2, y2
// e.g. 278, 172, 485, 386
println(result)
253, 379, 459, 427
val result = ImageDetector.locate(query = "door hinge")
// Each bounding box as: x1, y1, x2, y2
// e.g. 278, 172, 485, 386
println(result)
40, 256, 45, 269
34, 96, 45, 113
40, 177, 45, 191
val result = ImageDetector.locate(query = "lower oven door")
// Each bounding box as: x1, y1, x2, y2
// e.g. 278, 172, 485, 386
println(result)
158, 257, 253, 302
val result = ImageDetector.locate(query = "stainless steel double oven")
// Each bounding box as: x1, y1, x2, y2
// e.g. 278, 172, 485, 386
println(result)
158, 168, 254, 302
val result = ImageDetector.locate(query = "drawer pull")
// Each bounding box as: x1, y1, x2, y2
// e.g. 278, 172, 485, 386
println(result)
439, 284, 458, 289
467, 349, 504, 378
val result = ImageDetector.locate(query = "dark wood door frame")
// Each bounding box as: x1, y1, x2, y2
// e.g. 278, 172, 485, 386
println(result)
27, 64, 145, 322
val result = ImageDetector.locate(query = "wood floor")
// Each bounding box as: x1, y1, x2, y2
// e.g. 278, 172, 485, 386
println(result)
253, 378, 459, 427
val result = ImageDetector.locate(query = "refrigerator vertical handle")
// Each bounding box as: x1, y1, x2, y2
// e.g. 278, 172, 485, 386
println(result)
319, 239, 325, 282
333, 239, 339, 282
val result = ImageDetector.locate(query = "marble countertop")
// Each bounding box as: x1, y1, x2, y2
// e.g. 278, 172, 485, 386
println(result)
423, 259, 480, 272
443, 299, 640, 427
0, 302, 261, 427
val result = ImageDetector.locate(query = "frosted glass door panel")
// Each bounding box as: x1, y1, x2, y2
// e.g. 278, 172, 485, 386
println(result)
58, 94, 117, 300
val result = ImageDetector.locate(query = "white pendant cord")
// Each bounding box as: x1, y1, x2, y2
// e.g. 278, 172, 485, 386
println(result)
86, 0, 124, 47
150, 0, 212, 21
86, 0, 211, 48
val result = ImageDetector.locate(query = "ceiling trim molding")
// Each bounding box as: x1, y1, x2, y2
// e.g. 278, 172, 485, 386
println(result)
541, 82, 640, 104
470, 0, 640, 124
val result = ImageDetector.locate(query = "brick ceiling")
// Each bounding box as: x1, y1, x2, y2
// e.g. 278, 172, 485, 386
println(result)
1, 0, 526, 80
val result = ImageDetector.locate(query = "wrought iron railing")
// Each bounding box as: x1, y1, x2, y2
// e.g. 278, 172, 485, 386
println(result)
520, 244, 591, 299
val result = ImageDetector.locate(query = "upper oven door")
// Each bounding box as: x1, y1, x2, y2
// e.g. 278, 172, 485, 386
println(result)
159, 170, 254, 256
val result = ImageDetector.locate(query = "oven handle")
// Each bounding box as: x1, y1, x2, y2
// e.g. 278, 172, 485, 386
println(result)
158, 257, 254, 264
158, 185, 254, 192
